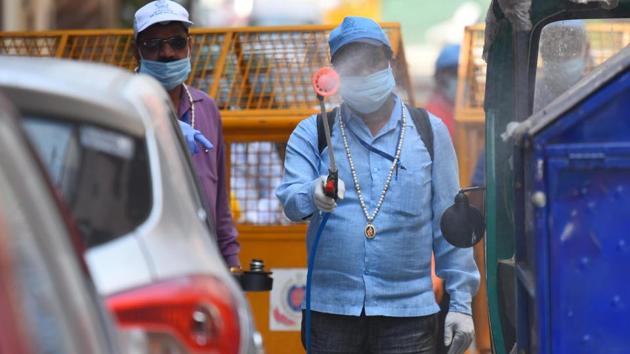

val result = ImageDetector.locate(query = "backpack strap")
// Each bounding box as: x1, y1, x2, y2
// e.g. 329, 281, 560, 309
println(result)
408, 106, 434, 161
406, 106, 435, 225
317, 107, 339, 154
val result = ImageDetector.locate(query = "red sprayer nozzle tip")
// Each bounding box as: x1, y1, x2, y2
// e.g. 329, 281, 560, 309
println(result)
312, 67, 340, 97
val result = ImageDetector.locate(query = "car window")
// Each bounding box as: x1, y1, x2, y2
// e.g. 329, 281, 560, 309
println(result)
533, 19, 630, 113
22, 117, 152, 249
0, 130, 111, 354
0, 206, 70, 354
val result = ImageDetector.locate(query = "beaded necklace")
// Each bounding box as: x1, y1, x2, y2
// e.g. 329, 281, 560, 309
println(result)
182, 83, 195, 129
182, 84, 209, 153
338, 101, 407, 239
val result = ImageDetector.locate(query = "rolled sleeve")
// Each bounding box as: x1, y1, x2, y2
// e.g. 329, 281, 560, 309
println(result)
429, 115, 480, 315
275, 116, 321, 221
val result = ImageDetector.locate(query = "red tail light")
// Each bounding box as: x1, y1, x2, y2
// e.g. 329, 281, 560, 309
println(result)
107, 275, 240, 354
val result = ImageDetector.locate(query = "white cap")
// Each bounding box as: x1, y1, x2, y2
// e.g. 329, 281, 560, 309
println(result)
134, 0, 193, 37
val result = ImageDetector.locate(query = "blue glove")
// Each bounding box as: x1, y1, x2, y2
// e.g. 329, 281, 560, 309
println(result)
178, 120, 213, 155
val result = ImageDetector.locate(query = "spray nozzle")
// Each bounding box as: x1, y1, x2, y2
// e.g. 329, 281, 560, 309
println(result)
323, 170, 339, 200
312, 67, 340, 98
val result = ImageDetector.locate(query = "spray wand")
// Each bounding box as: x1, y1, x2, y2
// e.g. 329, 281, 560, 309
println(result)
304, 67, 340, 354
311, 67, 340, 199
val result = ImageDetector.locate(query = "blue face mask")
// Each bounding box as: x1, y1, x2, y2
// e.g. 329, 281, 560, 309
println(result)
139, 55, 191, 91
340, 66, 396, 114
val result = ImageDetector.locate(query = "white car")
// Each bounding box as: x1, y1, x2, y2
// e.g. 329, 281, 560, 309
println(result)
0, 56, 263, 354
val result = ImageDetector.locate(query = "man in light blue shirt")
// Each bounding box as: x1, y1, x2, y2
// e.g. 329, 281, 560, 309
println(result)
276, 16, 479, 354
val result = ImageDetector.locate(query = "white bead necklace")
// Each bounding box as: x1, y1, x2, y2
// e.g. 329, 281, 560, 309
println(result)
182, 83, 195, 129
338, 101, 407, 239
182, 84, 209, 153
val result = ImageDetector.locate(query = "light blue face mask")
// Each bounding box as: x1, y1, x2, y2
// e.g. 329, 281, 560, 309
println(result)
139, 55, 191, 91
340, 66, 396, 114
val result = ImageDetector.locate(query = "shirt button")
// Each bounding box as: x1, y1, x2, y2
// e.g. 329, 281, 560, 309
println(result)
364, 269, 369, 275
373, 167, 379, 172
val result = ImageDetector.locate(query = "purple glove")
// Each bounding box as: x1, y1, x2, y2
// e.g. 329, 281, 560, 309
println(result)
178, 121, 213, 155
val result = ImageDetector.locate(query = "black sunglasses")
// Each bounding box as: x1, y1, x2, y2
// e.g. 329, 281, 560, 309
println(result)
140, 35, 188, 53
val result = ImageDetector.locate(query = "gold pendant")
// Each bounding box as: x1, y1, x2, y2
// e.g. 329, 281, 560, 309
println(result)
365, 223, 376, 239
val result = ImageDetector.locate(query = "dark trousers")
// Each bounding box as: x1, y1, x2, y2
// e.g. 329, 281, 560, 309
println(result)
301, 310, 438, 354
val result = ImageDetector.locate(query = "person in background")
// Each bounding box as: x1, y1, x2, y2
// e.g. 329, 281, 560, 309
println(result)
133, 0, 240, 268
427, 43, 461, 140
277, 16, 479, 354
231, 142, 288, 224
425, 42, 462, 353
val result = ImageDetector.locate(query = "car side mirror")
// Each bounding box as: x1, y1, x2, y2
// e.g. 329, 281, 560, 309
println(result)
440, 186, 485, 248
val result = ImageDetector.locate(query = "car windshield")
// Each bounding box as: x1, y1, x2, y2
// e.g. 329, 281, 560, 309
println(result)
22, 116, 152, 249
533, 19, 630, 112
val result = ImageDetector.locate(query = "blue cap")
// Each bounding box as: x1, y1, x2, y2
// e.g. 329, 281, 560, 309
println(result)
329, 16, 392, 59
435, 44, 461, 71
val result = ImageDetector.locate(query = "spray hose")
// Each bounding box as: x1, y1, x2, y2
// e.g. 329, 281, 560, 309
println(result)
305, 212, 330, 353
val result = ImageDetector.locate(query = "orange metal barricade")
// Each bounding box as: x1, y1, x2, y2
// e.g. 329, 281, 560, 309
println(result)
0, 25, 413, 109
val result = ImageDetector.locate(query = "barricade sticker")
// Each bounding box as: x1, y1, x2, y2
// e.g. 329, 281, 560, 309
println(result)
269, 268, 306, 331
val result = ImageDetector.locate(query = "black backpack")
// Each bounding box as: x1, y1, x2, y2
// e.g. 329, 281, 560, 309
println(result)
316, 106, 434, 161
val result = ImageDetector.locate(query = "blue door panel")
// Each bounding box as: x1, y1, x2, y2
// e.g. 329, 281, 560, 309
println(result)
546, 156, 630, 353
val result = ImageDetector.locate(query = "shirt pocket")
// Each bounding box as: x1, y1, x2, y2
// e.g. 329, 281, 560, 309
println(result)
389, 159, 432, 217
197, 167, 218, 212
192, 155, 219, 191
202, 167, 218, 187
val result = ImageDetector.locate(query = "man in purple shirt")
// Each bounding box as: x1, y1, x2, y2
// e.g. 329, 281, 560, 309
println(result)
133, 0, 240, 267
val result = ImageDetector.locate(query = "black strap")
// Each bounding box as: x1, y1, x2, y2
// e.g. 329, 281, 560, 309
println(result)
408, 107, 434, 161
317, 105, 433, 161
